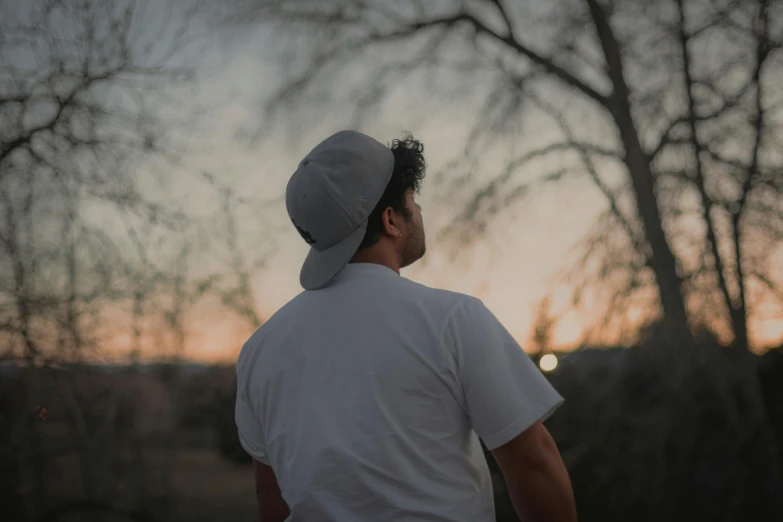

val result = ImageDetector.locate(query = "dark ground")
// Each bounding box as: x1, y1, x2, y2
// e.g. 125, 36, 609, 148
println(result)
2, 343, 782, 522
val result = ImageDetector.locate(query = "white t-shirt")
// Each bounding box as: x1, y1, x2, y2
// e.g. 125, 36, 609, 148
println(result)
235, 263, 563, 521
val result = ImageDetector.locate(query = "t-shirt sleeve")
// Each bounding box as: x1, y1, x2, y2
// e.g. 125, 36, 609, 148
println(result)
443, 297, 564, 450
235, 383, 271, 465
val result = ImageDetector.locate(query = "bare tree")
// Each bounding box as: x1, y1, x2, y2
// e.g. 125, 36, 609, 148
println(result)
216, 0, 783, 352
195, 180, 278, 330
530, 296, 556, 355
0, 0, 219, 520
0, 0, 200, 356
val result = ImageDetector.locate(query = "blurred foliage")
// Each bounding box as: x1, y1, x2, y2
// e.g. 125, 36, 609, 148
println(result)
174, 366, 251, 464
3, 342, 782, 521
531, 342, 782, 522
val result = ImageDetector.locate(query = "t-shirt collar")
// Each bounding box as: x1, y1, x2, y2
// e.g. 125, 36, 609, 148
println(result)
339, 262, 399, 279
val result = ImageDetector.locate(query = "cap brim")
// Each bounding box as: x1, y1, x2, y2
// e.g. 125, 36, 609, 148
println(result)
300, 220, 368, 290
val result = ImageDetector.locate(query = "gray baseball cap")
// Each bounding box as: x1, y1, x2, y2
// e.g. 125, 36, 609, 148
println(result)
286, 130, 394, 290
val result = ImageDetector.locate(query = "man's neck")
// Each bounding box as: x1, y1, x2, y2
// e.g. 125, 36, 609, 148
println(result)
349, 245, 401, 274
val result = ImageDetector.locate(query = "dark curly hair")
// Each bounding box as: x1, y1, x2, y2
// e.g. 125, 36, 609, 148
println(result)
357, 133, 425, 251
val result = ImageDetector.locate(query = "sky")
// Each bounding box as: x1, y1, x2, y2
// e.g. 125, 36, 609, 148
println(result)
159, 42, 614, 363
157, 33, 783, 363
30, 1, 779, 364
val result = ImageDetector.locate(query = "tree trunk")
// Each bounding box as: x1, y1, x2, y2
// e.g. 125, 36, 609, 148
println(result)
616, 112, 692, 342
731, 299, 749, 352
586, 0, 692, 343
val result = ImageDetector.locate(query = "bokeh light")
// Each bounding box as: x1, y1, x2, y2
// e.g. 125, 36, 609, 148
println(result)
539, 354, 558, 372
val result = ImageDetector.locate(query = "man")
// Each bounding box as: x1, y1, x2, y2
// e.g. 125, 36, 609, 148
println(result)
235, 130, 577, 522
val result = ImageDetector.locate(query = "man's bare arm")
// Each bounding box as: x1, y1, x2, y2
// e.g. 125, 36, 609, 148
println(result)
253, 459, 290, 522
490, 421, 577, 522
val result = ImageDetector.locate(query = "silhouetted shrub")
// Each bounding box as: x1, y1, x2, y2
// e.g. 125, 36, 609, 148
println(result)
534, 341, 783, 522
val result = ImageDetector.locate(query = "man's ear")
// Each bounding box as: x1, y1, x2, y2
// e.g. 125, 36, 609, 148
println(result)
381, 207, 402, 238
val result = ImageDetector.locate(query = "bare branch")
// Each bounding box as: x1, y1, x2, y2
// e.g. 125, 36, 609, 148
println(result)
675, 0, 740, 345
457, 11, 610, 106
531, 93, 645, 253
257, 6, 609, 112
488, 0, 515, 40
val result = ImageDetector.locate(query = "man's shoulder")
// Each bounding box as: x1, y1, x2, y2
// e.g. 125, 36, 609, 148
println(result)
256, 291, 308, 330
244, 278, 483, 342
395, 277, 482, 315
240, 292, 306, 343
